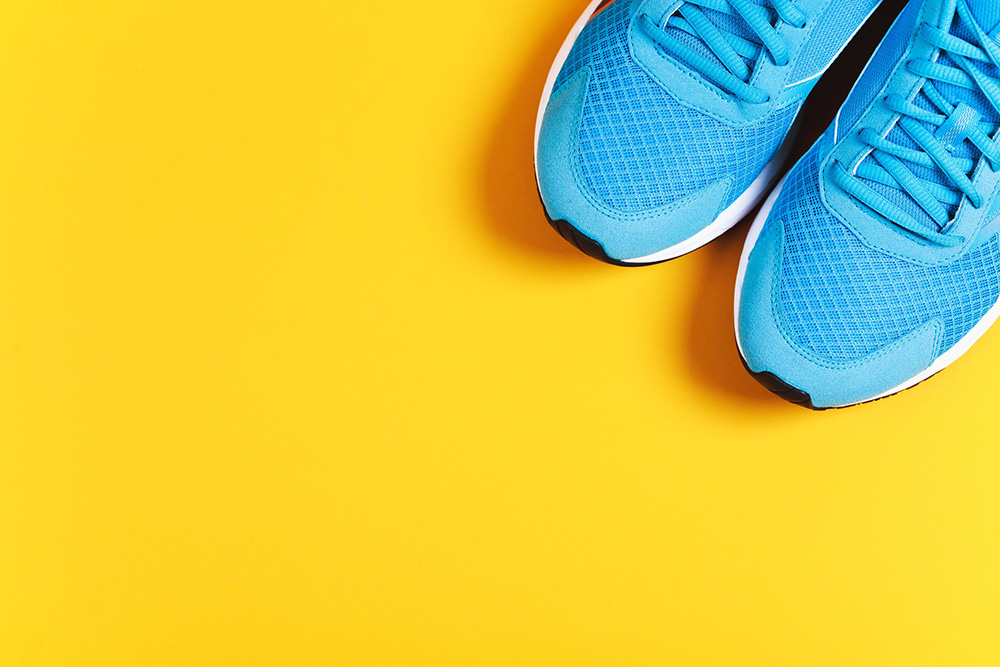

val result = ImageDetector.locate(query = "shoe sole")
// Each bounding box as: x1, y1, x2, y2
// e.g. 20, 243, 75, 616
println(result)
733, 178, 1000, 409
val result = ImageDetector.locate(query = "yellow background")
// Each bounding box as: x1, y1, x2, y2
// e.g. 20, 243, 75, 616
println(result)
2, 1, 999, 664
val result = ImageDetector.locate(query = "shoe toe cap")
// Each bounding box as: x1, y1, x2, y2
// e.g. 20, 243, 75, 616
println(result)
536, 68, 734, 263
736, 216, 942, 408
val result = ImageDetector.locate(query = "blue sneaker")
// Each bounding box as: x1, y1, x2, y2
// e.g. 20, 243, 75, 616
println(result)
736, 0, 1000, 408
535, 0, 884, 265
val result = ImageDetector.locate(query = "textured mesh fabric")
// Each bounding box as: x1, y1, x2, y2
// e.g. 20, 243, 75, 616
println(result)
788, 0, 880, 82
552, 0, 799, 212
968, 0, 1000, 33
776, 141, 1000, 362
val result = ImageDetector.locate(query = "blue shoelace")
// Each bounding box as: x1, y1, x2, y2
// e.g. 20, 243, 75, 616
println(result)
638, 0, 806, 104
835, 2, 1000, 247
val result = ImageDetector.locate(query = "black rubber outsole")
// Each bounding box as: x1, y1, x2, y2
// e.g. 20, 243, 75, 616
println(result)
544, 212, 662, 267
545, 215, 635, 266
737, 350, 821, 410
543, 208, 720, 267
537, 187, 677, 267
736, 340, 944, 411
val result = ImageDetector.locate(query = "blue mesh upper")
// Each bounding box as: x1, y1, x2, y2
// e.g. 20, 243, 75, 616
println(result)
968, 0, 1000, 33
775, 141, 1000, 362
552, 0, 800, 213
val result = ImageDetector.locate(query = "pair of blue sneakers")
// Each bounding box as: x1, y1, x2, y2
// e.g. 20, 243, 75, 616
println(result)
536, 0, 1000, 409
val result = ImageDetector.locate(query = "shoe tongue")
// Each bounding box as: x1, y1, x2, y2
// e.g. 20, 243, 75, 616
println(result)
967, 0, 1000, 34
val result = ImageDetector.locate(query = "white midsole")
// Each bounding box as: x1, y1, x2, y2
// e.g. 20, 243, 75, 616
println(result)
733, 178, 1000, 407
733, 175, 785, 365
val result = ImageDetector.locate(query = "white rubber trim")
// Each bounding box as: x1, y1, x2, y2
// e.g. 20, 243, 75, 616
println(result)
734, 175, 784, 364
733, 177, 1000, 407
